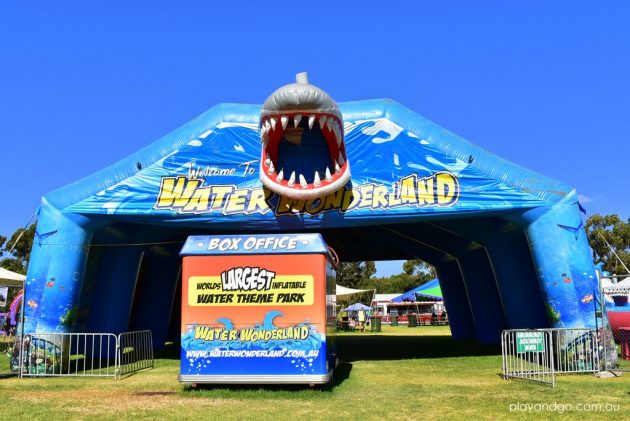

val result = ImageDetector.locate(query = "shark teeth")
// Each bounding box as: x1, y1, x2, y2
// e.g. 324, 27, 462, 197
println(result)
333, 123, 342, 146
319, 116, 327, 131
260, 112, 348, 195
273, 169, 337, 188
326, 117, 333, 131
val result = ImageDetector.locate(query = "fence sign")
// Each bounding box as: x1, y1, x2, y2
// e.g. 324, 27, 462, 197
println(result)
516, 331, 544, 353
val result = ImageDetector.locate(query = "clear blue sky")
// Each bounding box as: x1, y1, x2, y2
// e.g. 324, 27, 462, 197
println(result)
1, 1, 629, 277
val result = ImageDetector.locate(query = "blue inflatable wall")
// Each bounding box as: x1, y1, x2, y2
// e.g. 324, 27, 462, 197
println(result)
23, 99, 604, 345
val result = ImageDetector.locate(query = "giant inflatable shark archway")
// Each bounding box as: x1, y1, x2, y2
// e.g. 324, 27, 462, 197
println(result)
24, 74, 606, 346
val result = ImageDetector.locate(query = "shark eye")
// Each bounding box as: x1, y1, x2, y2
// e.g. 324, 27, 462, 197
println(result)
259, 73, 350, 200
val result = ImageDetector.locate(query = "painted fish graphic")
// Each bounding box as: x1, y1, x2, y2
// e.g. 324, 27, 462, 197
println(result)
27, 299, 38, 308
581, 294, 594, 304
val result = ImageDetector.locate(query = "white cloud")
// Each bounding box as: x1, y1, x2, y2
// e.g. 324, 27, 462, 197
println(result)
578, 194, 593, 204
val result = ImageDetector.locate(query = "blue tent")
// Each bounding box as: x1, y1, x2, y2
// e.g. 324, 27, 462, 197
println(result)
392, 279, 442, 302
343, 303, 371, 312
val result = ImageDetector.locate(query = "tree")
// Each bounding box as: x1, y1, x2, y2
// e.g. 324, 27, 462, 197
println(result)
336, 259, 435, 294
403, 259, 437, 280
0, 224, 36, 275
359, 273, 420, 294
1, 224, 36, 308
585, 214, 630, 274
336, 261, 376, 289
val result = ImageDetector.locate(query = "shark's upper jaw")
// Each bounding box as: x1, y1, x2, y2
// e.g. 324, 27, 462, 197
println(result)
259, 73, 350, 200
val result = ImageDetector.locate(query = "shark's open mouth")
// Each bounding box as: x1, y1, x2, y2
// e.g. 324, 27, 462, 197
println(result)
259, 73, 350, 200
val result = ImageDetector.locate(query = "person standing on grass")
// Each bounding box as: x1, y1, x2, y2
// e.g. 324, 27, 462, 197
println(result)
358, 310, 366, 332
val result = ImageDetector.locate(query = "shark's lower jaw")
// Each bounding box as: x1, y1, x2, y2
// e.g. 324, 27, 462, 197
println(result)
259, 111, 350, 200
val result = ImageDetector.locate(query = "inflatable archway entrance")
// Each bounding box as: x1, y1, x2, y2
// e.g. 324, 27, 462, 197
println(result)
24, 77, 605, 346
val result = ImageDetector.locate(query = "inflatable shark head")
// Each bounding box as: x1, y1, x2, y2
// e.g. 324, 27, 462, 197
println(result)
259, 73, 350, 200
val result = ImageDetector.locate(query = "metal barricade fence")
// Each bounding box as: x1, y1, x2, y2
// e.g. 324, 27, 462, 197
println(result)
117, 330, 154, 377
502, 329, 555, 387
17, 333, 118, 377
0, 336, 12, 353
1, 335, 16, 377
502, 328, 602, 387
13, 330, 153, 379
547, 328, 599, 374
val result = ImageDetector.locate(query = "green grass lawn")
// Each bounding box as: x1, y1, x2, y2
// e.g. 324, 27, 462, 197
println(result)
0, 326, 627, 420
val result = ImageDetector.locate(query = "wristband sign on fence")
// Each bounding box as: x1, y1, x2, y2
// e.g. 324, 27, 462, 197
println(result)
516, 331, 544, 353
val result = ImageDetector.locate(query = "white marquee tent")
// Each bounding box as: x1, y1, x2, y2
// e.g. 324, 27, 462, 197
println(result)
0, 267, 26, 287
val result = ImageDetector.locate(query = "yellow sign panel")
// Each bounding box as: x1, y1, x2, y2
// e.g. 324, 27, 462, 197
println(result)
188, 275, 314, 306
